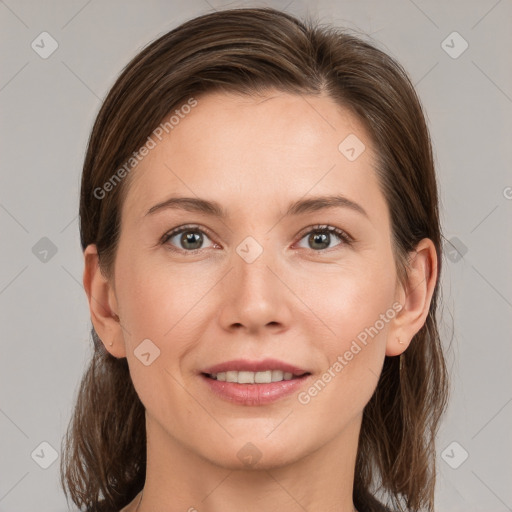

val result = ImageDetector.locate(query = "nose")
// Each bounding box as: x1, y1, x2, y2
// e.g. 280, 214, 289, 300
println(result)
217, 240, 293, 335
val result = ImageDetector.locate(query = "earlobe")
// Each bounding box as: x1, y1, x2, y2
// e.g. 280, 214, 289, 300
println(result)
386, 238, 438, 357
83, 244, 126, 358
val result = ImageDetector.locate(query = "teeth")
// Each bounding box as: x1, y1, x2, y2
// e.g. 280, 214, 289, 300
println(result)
255, 370, 271, 383
272, 370, 284, 382
211, 370, 297, 383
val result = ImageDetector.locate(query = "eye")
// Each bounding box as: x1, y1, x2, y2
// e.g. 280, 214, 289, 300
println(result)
295, 224, 352, 251
161, 224, 216, 252
161, 223, 352, 254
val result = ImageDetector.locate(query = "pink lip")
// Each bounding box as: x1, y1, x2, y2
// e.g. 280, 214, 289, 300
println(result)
202, 358, 308, 376
200, 358, 311, 406
201, 374, 311, 406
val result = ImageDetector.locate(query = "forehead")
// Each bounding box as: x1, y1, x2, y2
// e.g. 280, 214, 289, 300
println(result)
121, 90, 383, 224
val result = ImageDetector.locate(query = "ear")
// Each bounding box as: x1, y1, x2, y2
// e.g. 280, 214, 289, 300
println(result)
386, 238, 438, 357
83, 244, 126, 358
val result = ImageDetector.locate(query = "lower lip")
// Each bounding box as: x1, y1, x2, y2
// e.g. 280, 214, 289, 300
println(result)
201, 374, 311, 405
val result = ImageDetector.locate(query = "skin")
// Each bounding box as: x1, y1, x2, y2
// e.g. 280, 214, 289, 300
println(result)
84, 90, 437, 512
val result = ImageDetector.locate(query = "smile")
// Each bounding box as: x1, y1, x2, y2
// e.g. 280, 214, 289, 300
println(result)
206, 370, 307, 384
200, 359, 312, 405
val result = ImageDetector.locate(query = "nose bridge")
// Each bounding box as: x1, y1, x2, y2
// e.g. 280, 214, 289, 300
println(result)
219, 231, 290, 332
234, 232, 278, 300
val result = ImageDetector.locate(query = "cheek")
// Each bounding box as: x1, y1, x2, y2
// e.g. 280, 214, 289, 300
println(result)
113, 255, 211, 414
299, 251, 397, 402
115, 243, 178, 326
114, 251, 219, 360
305, 250, 397, 345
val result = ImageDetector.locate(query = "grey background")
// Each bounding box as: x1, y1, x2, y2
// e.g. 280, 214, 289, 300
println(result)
1, 0, 511, 510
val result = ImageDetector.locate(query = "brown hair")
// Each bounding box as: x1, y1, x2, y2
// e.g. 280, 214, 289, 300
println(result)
61, 7, 448, 512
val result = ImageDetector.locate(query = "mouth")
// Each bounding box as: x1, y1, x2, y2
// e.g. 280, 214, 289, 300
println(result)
203, 369, 310, 384
199, 358, 312, 405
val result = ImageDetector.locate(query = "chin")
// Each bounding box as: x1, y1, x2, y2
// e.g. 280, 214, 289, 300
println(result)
197, 435, 310, 471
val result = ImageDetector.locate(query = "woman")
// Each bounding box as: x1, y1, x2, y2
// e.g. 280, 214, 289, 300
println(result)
61, 7, 448, 512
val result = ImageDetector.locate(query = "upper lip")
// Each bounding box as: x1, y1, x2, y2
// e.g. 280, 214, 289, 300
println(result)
202, 358, 310, 376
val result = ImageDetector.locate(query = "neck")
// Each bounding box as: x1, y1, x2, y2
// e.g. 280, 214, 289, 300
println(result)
131, 413, 361, 512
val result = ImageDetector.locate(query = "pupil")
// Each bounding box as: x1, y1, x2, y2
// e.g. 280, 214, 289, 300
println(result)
310, 232, 329, 250
182, 231, 202, 250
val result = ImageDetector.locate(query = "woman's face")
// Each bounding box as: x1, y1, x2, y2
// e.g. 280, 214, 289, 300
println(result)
107, 90, 404, 468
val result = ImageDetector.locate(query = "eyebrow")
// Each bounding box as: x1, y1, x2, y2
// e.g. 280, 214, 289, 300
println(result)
144, 194, 368, 219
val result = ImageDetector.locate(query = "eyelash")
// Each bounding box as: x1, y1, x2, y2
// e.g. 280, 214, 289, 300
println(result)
160, 224, 353, 254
